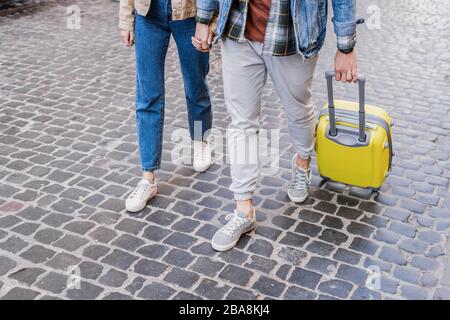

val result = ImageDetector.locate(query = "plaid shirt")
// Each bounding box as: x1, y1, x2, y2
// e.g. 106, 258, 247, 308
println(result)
224, 0, 297, 56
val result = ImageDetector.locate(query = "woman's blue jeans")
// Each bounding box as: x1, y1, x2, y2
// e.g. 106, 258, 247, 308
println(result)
134, 0, 212, 172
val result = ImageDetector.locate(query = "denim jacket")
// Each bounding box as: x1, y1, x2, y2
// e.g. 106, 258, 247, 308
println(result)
196, 0, 363, 58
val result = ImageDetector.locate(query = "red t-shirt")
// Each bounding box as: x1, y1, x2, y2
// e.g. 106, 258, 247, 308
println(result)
245, 0, 272, 43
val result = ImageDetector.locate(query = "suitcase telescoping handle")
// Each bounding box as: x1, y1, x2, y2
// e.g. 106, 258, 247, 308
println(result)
325, 70, 366, 142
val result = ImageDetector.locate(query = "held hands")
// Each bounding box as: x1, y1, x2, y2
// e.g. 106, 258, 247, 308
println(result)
192, 22, 213, 52
334, 49, 358, 83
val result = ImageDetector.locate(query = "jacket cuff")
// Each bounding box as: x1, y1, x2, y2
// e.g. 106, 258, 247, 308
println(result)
119, 19, 134, 32
196, 8, 214, 25
333, 18, 364, 51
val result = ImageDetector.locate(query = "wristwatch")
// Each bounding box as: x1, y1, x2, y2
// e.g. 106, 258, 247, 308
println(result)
339, 47, 354, 54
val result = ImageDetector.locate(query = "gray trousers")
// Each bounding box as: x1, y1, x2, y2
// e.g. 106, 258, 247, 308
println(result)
221, 38, 318, 201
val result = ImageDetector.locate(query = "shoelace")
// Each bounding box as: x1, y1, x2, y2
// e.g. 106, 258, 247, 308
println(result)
222, 214, 247, 237
289, 169, 312, 191
129, 180, 151, 200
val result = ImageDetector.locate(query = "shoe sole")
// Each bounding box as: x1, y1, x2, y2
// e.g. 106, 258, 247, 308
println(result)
193, 162, 211, 173
126, 188, 157, 213
211, 224, 256, 252
287, 192, 308, 203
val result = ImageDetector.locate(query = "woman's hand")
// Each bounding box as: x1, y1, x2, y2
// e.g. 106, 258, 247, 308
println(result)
121, 30, 135, 47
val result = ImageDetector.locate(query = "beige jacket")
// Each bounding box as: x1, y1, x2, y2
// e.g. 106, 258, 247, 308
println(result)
119, 0, 198, 31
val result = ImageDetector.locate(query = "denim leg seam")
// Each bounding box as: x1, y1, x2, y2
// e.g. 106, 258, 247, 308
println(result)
155, 37, 170, 169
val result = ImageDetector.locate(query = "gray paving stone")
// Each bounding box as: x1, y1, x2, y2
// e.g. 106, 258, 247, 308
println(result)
138, 282, 176, 300
137, 244, 169, 259
319, 229, 348, 246
318, 279, 353, 299
88, 226, 117, 243
53, 234, 89, 251
8, 267, 46, 286
46, 252, 81, 271
163, 232, 197, 249
20, 245, 56, 264
65, 281, 104, 300
111, 234, 145, 251
379, 246, 407, 266
283, 286, 317, 300
288, 268, 322, 290
349, 237, 379, 255
35, 272, 69, 294
102, 249, 139, 271
399, 238, 428, 254
0, 256, 17, 276
305, 256, 337, 275
195, 278, 230, 299
82, 245, 111, 260
1, 287, 40, 300
0, 236, 29, 254
252, 276, 286, 298
400, 284, 429, 300
99, 269, 128, 288
134, 258, 168, 277
164, 267, 200, 288
78, 261, 104, 280
306, 240, 335, 256
17, 206, 48, 221
219, 265, 253, 287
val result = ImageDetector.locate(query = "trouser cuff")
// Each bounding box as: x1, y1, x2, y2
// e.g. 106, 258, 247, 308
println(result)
234, 192, 253, 201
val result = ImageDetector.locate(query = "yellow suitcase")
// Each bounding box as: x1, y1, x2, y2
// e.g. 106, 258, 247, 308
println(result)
315, 71, 393, 191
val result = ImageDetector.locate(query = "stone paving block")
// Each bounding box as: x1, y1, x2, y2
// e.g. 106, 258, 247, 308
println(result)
318, 279, 353, 299
20, 245, 56, 264
0, 256, 17, 276
46, 252, 81, 271
164, 267, 200, 288
65, 281, 104, 300
137, 282, 176, 300
163, 248, 195, 268
82, 245, 111, 261
219, 265, 253, 287
253, 276, 286, 298
195, 279, 230, 300
1, 287, 40, 300
78, 261, 104, 280
35, 272, 69, 294
99, 269, 128, 288
53, 234, 89, 251
102, 249, 139, 271
133, 258, 168, 277
288, 268, 322, 290
8, 267, 45, 286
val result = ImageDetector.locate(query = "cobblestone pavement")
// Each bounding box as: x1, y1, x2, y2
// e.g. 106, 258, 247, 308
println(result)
0, 0, 449, 300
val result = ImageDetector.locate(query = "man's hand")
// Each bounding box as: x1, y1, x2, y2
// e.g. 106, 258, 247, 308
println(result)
334, 50, 357, 83
192, 22, 212, 52
121, 30, 135, 47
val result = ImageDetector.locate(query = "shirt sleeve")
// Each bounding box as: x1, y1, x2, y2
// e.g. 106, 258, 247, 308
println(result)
119, 0, 135, 31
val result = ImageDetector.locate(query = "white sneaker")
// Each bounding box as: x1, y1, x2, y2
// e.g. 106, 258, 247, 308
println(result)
125, 178, 157, 213
193, 140, 211, 172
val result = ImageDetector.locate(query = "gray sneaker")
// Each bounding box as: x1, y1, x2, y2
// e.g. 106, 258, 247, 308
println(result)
211, 210, 256, 251
287, 154, 312, 203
